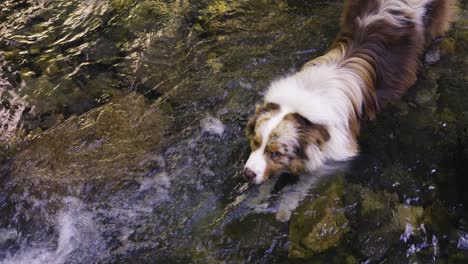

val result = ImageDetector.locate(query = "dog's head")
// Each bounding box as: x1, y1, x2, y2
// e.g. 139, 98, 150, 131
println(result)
244, 102, 330, 184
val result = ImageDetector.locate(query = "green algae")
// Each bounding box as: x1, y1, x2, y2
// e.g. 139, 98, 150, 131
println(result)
361, 189, 399, 215
201, 1, 235, 20
289, 175, 349, 258
440, 37, 456, 55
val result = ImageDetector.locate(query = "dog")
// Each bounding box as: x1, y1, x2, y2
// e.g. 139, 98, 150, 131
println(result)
244, 0, 455, 184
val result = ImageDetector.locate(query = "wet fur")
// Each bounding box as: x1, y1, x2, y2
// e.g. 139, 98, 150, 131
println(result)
245, 0, 456, 184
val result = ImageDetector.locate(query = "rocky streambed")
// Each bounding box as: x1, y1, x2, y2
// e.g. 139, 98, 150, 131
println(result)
0, 0, 467, 263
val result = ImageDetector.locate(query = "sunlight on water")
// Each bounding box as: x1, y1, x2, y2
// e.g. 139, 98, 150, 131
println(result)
0, 0, 467, 263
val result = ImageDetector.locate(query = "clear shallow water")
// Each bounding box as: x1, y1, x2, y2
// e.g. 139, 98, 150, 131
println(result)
0, 0, 467, 263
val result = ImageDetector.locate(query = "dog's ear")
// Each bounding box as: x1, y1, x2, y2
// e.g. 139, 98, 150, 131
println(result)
246, 104, 261, 137
246, 102, 280, 137
290, 113, 330, 149
261, 102, 280, 112
246, 115, 257, 137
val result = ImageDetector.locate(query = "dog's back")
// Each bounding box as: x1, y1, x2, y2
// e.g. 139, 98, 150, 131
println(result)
342, 0, 456, 104
341, 0, 455, 39
304, 0, 456, 113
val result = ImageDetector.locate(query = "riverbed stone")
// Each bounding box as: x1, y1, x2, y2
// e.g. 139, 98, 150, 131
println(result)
288, 175, 349, 258
0, 1, 466, 263
439, 37, 456, 55
11, 94, 172, 183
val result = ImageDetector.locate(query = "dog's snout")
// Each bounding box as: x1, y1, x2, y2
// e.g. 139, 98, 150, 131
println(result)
244, 168, 256, 180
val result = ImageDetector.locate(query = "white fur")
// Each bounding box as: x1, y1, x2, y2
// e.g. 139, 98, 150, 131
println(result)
358, 0, 433, 32
245, 63, 365, 183
265, 64, 363, 170
245, 149, 267, 184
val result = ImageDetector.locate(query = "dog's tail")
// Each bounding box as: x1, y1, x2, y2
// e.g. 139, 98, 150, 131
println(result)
423, 0, 457, 44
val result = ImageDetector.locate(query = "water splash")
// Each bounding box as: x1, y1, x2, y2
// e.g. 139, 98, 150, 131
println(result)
1, 197, 100, 264
458, 232, 468, 250
200, 115, 225, 136
400, 223, 414, 243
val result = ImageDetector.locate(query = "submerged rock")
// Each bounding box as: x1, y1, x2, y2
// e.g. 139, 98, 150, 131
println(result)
12, 94, 171, 184
289, 175, 349, 258
0, 0, 466, 263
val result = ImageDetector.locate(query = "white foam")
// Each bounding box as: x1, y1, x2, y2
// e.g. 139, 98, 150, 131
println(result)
200, 115, 225, 136
2, 197, 97, 264
138, 171, 171, 201
400, 223, 414, 243
425, 50, 440, 64
401, 224, 432, 257
0, 229, 17, 245
432, 235, 439, 261
458, 232, 468, 250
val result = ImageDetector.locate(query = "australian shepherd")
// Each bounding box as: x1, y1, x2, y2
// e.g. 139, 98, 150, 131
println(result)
244, 0, 456, 184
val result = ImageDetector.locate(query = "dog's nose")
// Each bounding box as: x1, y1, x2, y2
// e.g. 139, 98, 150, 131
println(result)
244, 168, 256, 180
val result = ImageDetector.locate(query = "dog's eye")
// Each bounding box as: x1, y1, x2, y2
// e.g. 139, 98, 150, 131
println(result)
270, 151, 282, 161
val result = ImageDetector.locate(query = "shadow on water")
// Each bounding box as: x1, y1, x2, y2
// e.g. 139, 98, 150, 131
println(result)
0, 0, 467, 263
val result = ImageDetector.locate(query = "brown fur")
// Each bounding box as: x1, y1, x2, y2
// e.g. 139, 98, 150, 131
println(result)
338, 0, 456, 106
286, 113, 330, 150
340, 2, 423, 106
246, 102, 280, 150
246, 110, 332, 180
424, 0, 457, 42
262, 113, 331, 179
305, 0, 455, 145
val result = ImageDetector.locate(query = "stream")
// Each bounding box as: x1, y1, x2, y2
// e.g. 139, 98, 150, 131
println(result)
0, 0, 467, 263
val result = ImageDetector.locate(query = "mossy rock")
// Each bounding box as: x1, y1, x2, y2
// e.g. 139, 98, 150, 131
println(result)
195, 1, 239, 32
11, 94, 172, 184
423, 200, 459, 240
1, 49, 20, 61
120, 0, 178, 34
353, 187, 426, 261
392, 204, 424, 229
201, 1, 234, 20
439, 37, 456, 55
359, 189, 423, 231
289, 175, 349, 258
361, 189, 399, 215
111, 0, 134, 11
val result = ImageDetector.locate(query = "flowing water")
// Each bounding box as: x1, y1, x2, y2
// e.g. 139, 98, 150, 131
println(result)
0, 0, 467, 263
